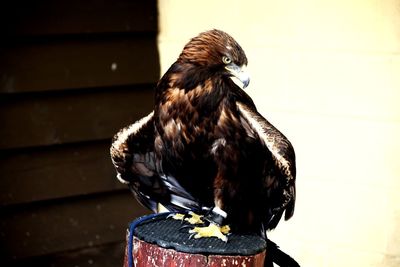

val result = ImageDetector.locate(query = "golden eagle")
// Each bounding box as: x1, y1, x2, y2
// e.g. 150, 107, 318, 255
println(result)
110, 29, 297, 264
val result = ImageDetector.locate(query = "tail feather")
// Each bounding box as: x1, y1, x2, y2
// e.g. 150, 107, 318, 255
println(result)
265, 239, 301, 267
267, 209, 284, 230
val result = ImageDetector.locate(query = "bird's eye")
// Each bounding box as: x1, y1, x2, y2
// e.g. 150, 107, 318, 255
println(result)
222, 56, 232, 65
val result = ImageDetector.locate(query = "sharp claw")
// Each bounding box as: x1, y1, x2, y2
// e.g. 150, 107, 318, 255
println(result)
179, 224, 193, 230
178, 218, 187, 226
188, 232, 197, 239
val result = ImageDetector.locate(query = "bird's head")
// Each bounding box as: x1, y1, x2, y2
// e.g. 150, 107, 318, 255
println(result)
177, 29, 250, 89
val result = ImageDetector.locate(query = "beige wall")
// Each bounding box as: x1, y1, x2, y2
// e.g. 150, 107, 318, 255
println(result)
158, 1, 400, 266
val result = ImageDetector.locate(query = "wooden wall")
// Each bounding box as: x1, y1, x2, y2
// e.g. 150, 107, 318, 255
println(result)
0, 1, 157, 266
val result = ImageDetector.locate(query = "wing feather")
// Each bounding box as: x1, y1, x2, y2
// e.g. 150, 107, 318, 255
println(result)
236, 101, 296, 227
110, 111, 199, 213
110, 111, 155, 183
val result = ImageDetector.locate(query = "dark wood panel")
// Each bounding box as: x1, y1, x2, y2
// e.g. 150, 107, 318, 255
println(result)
0, 191, 148, 261
0, 37, 160, 93
0, 0, 157, 36
0, 140, 127, 206
8, 241, 126, 267
0, 86, 155, 149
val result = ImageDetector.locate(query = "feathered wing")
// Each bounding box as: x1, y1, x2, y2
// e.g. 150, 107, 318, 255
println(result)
110, 112, 160, 212
236, 101, 296, 230
110, 112, 200, 214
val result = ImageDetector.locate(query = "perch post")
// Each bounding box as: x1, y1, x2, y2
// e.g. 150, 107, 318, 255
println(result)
123, 214, 266, 267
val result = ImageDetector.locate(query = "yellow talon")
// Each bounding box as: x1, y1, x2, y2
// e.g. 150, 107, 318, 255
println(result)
170, 212, 204, 225
185, 212, 204, 225
169, 212, 230, 242
171, 213, 185, 220
220, 224, 231, 234
189, 223, 230, 242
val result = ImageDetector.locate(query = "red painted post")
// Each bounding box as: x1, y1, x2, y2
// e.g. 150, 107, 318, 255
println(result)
123, 216, 267, 267
124, 237, 266, 267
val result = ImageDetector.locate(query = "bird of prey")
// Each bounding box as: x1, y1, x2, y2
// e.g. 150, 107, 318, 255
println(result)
110, 29, 296, 245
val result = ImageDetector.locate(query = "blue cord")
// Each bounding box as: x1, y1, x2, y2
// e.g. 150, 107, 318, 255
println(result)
127, 212, 176, 267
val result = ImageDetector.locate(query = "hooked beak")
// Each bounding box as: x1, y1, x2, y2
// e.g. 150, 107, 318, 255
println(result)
225, 63, 250, 89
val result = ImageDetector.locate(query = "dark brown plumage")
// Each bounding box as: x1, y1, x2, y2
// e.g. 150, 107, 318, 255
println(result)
110, 29, 296, 237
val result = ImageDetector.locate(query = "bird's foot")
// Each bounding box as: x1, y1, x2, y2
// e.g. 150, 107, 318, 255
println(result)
169, 211, 205, 225
189, 223, 231, 242
169, 211, 230, 241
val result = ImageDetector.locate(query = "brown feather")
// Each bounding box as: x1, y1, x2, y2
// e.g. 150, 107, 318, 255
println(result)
110, 29, 296, 234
